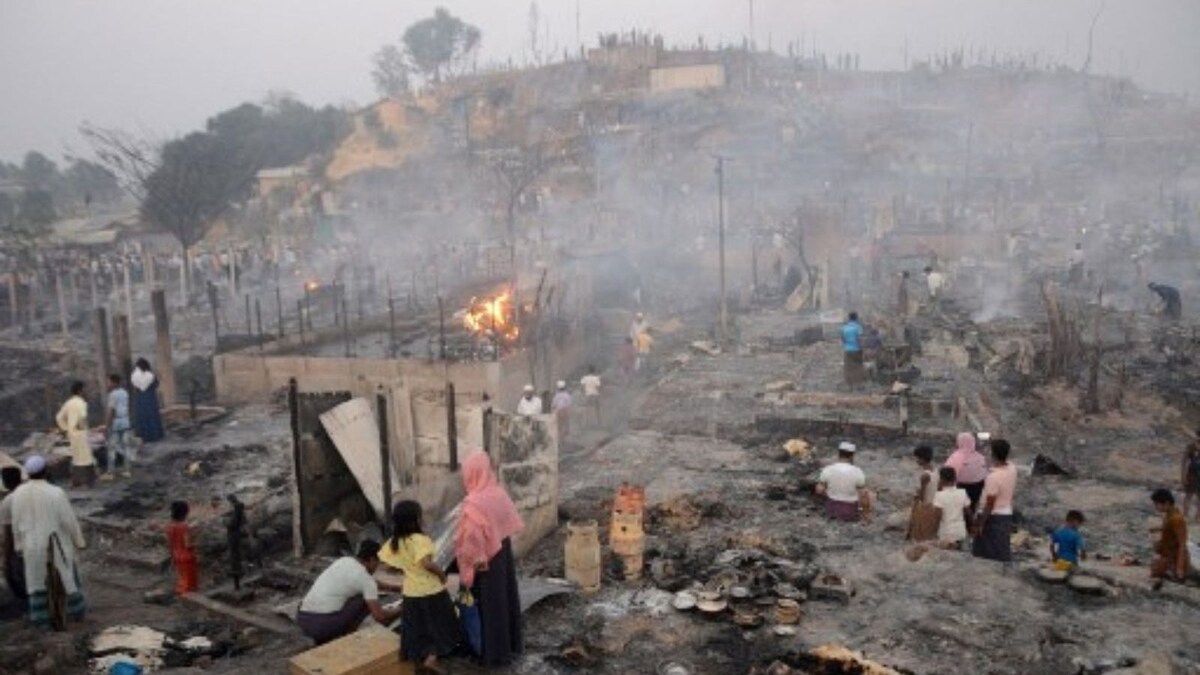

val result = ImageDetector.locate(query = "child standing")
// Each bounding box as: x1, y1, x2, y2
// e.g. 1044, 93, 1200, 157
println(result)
907, 445, 940, 541
166, 501, 199, 595
1049, 510, 1086, 570
380, 501, 461, 674
932, 467, 972, 549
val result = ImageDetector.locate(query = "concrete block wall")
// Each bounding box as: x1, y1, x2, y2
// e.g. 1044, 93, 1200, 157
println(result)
487, 412, 560, 558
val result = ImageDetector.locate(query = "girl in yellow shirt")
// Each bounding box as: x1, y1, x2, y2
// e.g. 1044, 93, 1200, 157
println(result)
380, 501, 462, 674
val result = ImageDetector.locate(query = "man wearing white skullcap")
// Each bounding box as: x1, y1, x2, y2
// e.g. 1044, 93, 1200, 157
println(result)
516, 385, 542, 417
9, 454, 87, 627
815, 442, 871, 522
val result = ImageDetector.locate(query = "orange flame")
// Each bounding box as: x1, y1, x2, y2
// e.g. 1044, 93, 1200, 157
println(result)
464, 290, 520, 341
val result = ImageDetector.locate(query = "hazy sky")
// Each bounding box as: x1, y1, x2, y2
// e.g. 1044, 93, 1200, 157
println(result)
1, 0, 1197, 164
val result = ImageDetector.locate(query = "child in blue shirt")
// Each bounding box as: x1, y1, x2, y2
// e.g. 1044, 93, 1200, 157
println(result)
1050, 510, 1086, 570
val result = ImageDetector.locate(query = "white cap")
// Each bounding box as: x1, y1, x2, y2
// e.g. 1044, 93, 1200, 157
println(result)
23, 454, 46, 474
556, 380, 566, 389
636, 312, 644, 319
837, 442, 857, 453
523, 384, 535, 393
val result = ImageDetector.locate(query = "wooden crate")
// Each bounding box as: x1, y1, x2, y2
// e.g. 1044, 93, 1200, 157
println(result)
289, 625, 413, 675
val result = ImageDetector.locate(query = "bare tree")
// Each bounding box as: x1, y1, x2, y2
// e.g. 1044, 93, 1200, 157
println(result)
371, 44, 411, 99
78, 123, 160, 203
480, 144, 552, 242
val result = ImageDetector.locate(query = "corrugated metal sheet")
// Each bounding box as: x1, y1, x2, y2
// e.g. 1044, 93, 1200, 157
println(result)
319, 397, 401, 520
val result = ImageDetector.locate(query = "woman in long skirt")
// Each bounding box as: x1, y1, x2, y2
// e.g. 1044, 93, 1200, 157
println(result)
131, 358, 165, 443
455, 452, 524, 666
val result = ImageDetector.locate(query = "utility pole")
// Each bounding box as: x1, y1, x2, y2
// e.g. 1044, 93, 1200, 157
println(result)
715, 155, 730, 347
748, 0, 755, 51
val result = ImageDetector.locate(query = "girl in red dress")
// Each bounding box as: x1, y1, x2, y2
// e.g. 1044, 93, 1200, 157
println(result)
166, 501, 199, 594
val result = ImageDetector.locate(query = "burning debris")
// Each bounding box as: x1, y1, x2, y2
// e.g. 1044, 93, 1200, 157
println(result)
460, 288, 521, 356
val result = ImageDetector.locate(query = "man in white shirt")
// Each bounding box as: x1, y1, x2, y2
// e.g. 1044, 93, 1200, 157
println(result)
516, 385, 542, 416
923, 266, 946, 301
815, 442, 870, 522
296, 540, 401, 645
629, 312, 648, 342
10, 455, 88, 627
1068, 243, 1085, 285
55, 381, 95, 488
580, 367, 602, 426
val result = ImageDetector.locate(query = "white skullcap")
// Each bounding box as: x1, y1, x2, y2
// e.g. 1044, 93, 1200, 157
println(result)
556, 380, 566, 389
23, 455, 46, 474
523, 384, 535, 393
837, 442, 857, 453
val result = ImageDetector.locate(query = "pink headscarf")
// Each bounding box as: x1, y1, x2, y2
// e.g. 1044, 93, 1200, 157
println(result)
943, 432, 988, 484
455, 452, 524, 587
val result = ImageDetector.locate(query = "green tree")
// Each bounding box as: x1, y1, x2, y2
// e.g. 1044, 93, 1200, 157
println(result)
18, 189, 56, 227
141, 132, 245, 293
21, 151, 59, 191
371, 44, 411, 99
0, 193, 15, 227
402, 7, 481, 83
63, 159, 122, 206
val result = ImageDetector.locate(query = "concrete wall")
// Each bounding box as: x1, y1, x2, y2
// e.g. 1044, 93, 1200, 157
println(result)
587, 45, 658, 69
487, 412, 559, 558
650, 64, 725, 92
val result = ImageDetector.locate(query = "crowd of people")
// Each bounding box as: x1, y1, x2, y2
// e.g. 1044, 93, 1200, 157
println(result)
810, 429, 1193, 587
0, 355, 167, 628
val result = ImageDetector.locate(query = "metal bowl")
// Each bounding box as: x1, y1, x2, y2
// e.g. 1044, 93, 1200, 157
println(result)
672, 590, 698, 611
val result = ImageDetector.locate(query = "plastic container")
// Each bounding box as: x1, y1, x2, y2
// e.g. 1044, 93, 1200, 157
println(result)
565, 520, 601, 593
613, 484, 646, 522
609, 511, 645, 580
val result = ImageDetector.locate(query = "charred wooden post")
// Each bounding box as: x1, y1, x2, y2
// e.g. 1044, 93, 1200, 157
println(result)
341, 286, 351, 358
446, 382, 458, 471
297, 300, 306, 353
93, 307, 113, 396
255, 298, 263, 350
113, 314, 133, 379
55, 272, 68, 338
207, 282, 220, 351
8, 273, 19, 328
275, 286, 284, 339
151, 289, 177, 405
287, 378, 304, 558
388, 294, 397, 359
437, 296, 447, 360
333, 282, 341, 327
377, 390, 393, 523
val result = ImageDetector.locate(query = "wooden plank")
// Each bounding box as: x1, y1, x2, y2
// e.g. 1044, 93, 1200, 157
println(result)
178, 592, 299, 636
288, 625, 413, 675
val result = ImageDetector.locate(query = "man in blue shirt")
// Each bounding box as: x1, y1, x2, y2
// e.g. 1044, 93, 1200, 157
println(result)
103, 373, 133, 479
1049, 510, 1086, 570
842, 312, 865, 390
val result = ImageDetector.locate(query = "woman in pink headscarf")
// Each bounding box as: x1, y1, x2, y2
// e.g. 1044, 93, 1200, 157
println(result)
455, 452, 524, 666
943, 432, 989, 512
